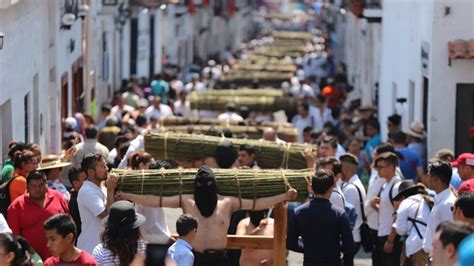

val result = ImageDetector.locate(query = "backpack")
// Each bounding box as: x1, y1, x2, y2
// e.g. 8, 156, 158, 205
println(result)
350, 183, 375, 252
333, 189, 358, 230
407, 194, 434, 239
0, 177, 14, 218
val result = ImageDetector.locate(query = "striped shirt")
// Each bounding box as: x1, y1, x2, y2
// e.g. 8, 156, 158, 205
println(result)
92, 240, 146, 265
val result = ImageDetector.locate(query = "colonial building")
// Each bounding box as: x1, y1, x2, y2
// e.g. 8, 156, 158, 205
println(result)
378, 0, 474, 157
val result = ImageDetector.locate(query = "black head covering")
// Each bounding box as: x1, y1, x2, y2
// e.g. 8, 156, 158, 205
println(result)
215, 140, 237, 169
194, 166, 218, 217
249, 209, 268, 228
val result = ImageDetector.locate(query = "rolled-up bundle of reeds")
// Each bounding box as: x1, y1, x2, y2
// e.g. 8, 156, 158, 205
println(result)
160, 116, 294, 129
219, 71, 293, 83
234, 64, 296, 73
253, 50, 303, 58
195, 89, 284, 97
159, 124, 297, 142
144, 132, 311, 169
188, 93, 297, 112
266, 45, 307, 53
272, 39, 308, 46
272, 31, 312, 40
112, 168, 310, 202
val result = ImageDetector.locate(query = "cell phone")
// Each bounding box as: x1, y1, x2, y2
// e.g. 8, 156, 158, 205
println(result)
145, 243, 170, 266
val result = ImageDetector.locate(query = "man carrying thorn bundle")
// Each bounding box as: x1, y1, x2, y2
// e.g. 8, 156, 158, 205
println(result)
116, 165, 297, 266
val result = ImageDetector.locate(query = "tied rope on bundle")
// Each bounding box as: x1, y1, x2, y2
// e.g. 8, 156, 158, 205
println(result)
145, 132, 311, 169
112, 168, 311, 202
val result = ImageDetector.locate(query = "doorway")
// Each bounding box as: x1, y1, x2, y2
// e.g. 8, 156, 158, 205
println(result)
455, 83, 474, 155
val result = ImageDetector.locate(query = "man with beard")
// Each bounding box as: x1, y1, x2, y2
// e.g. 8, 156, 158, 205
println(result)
77, 153, 117, 254
236, 210, 274, 266
116, 165, 297, 266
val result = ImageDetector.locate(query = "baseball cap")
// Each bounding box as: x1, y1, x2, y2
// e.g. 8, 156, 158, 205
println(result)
65, 117, 77, 129
451, 153, 474, 167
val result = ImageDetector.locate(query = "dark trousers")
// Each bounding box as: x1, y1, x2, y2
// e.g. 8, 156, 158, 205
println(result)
369, 228, 383, 266
378, 235, 402, 266
193, 250, 230, 266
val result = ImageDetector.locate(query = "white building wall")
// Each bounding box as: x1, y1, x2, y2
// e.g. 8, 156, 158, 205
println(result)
379, 0, 433, 141
0, 0, 51, 156
428, 0, 474, 157
380, 0, 474, 157
137, 8, 151, 78
153, 9, 163, 74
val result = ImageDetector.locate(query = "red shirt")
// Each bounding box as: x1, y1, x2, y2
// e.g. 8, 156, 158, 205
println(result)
44, 250, 97, 265
7, 189, 69, 260
458, 178, 474, 193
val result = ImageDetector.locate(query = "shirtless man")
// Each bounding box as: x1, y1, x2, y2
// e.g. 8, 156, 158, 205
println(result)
116, 165, 296, 266
236, 210, 274, 266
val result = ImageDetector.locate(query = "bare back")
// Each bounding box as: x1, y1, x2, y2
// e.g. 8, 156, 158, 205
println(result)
238, 217, 274, 266
181, 195, 234, 252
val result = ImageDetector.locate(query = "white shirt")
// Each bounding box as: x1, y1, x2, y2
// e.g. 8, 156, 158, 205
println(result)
136, 205, 171, 244
422, 188, 456, 253
365, 171, 386, 230
145, 104, 173, 122
377, 176, 401, 236
330, 183, 345, 210
167, 239, 194, 266
70, 139, 110, 168
336, 144, 346, 159
184, 81, 206, 93
118, 135, 144, 169
342, 175, 367, 242
394, 194, 431, 256
258, 138, 286, 145
77, 181, 107, 253
217, 112, 244, 122
173, 100, 195, 117
291, 114, 314, 143
309, 105, 332, 130
110, 104, 134, 119
0, 214, 12, 233
291, 84, 316, 98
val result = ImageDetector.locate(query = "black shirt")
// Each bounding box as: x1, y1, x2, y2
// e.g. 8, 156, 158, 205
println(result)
287, 198, 355, 266
68, 190, 81, 239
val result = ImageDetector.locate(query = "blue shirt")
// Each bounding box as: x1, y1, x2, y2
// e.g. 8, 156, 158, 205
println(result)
450, 172, 462, 190
396, 147, 422, 180
167, 239, 194, 266
364, 134, 381, 163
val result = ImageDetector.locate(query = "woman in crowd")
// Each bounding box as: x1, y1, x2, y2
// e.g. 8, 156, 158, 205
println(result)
92, 201, 146, 265
0, 233, 34, 266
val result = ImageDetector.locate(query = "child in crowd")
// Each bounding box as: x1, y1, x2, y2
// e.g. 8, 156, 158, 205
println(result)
43, 214, 97, 265
167, 214, 198, 266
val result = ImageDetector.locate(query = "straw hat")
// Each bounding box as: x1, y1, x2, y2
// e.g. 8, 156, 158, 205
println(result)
406, 121, 426, 139
37, 155, 71, 171
358, 103, 378, 112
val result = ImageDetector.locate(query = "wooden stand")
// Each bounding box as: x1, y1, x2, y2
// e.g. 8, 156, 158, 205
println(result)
226, 203, 288, 266
172, 204, 289, 265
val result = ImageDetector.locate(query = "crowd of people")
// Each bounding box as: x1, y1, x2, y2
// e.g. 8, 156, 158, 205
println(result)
0, 2, 474, 266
